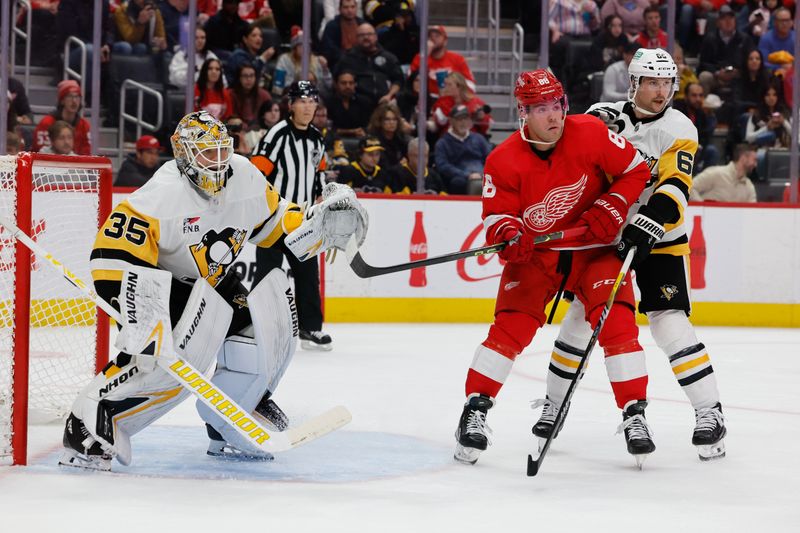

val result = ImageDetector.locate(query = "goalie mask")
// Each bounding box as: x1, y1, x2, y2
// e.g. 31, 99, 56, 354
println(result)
171, 111, 234, 198
628, 48, 679, 116
514, 69, 568, 145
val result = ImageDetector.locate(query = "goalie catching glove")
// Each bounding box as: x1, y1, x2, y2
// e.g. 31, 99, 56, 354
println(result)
616, 204, 665, 267
285, 182, 369, 261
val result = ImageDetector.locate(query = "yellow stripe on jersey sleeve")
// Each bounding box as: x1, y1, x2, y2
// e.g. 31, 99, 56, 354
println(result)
90, 201, 160, 283
656, 138, 698, 191
254, 200, 303, 248
265, 181, 281, 214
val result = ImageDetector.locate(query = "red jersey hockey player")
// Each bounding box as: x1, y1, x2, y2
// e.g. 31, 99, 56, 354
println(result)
453, 69, 653, 466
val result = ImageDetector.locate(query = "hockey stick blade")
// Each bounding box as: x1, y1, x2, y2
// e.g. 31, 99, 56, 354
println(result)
282, 405, 352, 450
345, 227, 587, 279
527, 246, 636, 477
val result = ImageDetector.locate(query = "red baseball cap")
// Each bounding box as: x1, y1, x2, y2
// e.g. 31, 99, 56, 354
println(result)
136, 135, 162, 151
429, 25, 447, 38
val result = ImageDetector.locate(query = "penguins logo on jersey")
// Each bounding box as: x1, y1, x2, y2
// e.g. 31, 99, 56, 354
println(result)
189, 227, 247, 286
637, 148, 660, 184
232, 294, 248, 309
660, 284, 679, 301
523, 174, 587, 231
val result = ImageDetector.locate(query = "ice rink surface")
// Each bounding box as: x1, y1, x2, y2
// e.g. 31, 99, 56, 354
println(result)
1, 323, 798, 532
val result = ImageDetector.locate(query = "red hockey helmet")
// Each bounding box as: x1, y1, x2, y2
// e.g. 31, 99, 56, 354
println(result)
514, 69, 567, 109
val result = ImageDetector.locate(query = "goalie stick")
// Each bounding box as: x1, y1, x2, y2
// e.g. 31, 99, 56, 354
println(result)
345, 227, 587, 278
0, 215, 351, 455
527, 246, 636, 476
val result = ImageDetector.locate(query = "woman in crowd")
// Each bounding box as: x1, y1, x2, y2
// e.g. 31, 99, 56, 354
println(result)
587, 14, 628, 73
194, 58, 233, 121
245, 99, 282, 149
367, 102, 411, 169
169, 27, 219, 88
734, 48, 773, 112
745, 83, 793, 176
227, 63, 272, 127
225, 23, 276, 86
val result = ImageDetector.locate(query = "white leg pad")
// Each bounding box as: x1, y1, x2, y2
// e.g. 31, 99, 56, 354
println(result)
196, 269, 298, 452
196, 337, 268, 450
248, 268, 299, 393
70, 279, 232, 465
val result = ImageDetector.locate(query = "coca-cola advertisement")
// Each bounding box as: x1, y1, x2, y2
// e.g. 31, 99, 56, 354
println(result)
409, 211, 428, 287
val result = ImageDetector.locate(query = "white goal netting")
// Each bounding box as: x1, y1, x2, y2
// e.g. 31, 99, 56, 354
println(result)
0, 154, 110, 465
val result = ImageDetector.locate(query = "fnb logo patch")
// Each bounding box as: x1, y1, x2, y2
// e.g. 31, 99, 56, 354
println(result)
183, 217, 200, 234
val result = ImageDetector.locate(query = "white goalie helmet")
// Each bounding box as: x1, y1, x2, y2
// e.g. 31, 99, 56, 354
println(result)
627, 48, 679, 115
171, 111, 234, 198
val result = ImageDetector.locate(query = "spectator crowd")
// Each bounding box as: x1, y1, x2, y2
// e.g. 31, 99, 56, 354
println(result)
4, 0, 798, 201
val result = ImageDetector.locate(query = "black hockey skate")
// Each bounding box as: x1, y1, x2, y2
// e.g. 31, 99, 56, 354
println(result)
454, 394, 494, 465
616, 400, 656, 469
531, 397, 570, 452
255, 393, 289, 431
692, 403, 726, 461
300, 329, 333, 351
58, 413, 112, 471
205, 424, 274, 461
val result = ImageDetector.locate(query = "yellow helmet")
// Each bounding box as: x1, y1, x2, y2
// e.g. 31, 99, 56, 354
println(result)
171, 111, 234, 197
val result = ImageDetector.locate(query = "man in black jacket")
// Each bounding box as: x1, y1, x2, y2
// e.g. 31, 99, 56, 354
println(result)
333, 23, 404, 106
697, 5, 753, 103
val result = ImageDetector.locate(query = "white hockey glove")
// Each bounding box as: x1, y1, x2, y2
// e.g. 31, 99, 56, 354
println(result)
113, 267, 175, 373
285, 182, 369, 261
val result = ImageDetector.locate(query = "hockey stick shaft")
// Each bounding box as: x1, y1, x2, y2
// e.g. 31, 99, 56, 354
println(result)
527, 246, 636, 476
346, 226, 587, 279
0, 215, 351, 453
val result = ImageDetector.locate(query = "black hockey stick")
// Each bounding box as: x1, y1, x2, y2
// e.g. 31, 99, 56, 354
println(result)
527, 246, 636, 476
345, 227, 587, 279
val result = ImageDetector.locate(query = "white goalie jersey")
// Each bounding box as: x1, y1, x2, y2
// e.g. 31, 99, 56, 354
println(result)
587, 101, 699, 256
90, 154, 303, 293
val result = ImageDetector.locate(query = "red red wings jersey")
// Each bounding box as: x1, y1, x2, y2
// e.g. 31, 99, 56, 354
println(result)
482, 114, 649, 241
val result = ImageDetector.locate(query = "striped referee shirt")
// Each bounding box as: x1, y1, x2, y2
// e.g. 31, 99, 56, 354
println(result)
251, 119, 326, 205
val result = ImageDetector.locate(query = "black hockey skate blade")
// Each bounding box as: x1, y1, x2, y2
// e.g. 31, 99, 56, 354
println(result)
527, 454, 541, 476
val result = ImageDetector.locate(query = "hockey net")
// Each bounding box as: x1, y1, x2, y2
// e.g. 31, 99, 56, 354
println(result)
0, 153, 112, 466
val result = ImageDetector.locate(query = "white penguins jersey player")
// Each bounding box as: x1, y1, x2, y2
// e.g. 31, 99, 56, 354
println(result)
90, 153, 303, 289
587, 100, 698, 255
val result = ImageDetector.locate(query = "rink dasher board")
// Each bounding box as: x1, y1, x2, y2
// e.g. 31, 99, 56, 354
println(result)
110, 192, 800, 327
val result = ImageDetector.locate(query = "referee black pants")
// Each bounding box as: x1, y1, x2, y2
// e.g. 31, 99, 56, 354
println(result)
253, 246, 323, 332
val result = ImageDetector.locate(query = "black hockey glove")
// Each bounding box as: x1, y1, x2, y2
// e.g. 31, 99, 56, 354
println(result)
616, 205, 665, 267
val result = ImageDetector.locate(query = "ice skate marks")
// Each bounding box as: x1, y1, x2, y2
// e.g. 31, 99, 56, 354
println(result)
31, 426, 450, 482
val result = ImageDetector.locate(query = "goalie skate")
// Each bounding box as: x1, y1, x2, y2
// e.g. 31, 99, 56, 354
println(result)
58, 413, 112, 471
255, 395, 289, 431
693, 403, 726, 461
206, 424, 274, 461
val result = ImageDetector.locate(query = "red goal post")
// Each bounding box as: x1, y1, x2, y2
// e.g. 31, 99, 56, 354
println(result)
0, 153, 112, 466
